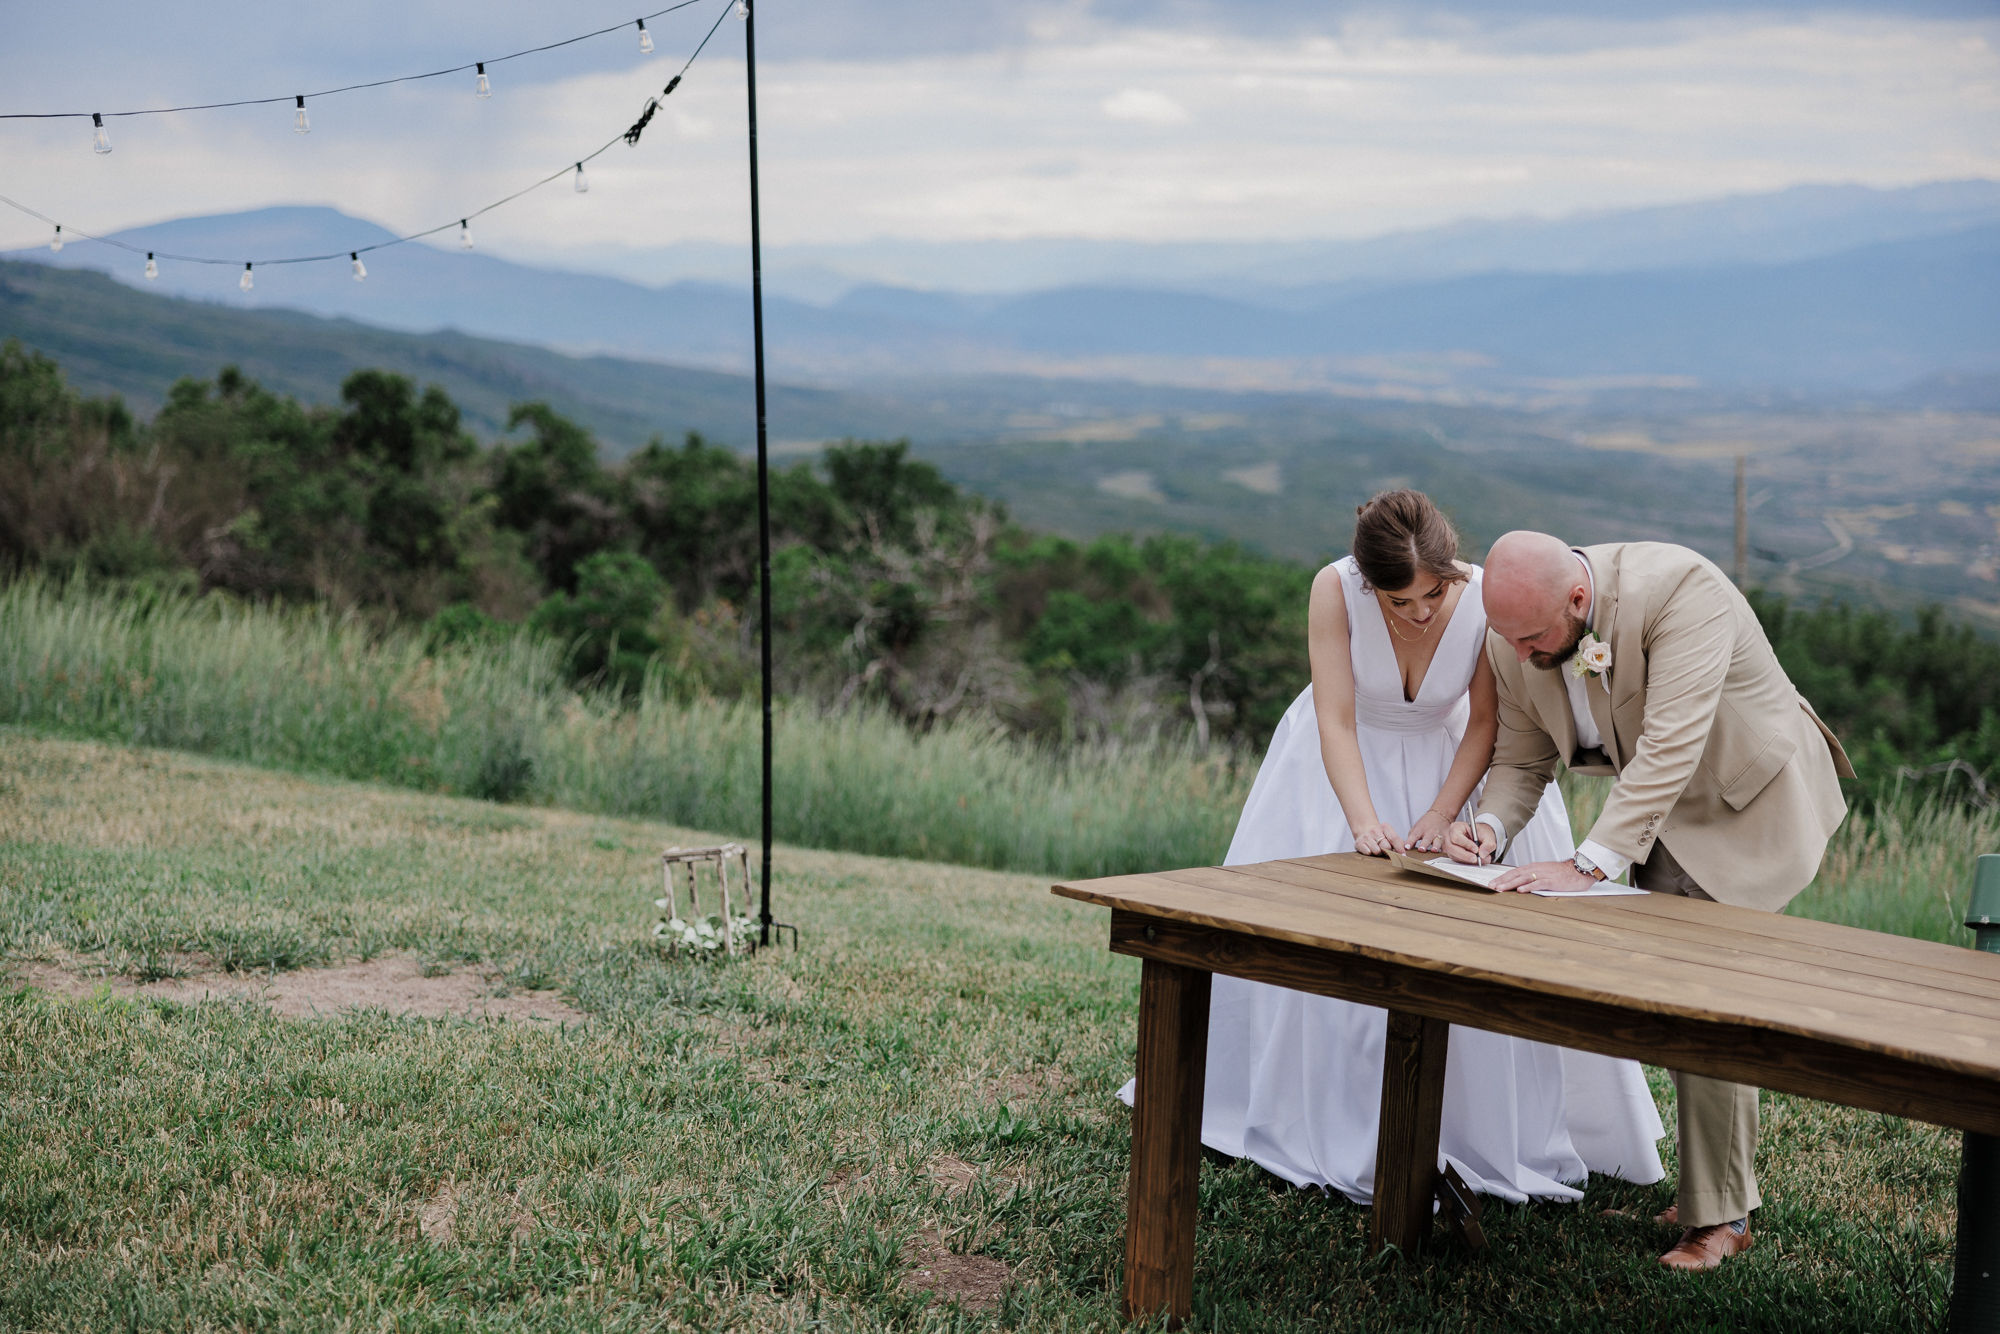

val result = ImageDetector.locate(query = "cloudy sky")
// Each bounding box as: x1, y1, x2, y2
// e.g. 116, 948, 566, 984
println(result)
3, 0, 1997, 274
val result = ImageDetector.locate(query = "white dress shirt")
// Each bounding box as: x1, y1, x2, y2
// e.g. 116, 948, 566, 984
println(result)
1476, 553, 1633, 882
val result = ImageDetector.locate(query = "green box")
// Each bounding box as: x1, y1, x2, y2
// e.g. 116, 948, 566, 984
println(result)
1969, 853, 2000, 954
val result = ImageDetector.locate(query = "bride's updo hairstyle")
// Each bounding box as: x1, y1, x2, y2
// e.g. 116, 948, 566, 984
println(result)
1351, 489, 1468, 592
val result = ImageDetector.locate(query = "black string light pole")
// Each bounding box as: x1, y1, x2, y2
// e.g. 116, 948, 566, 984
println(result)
742, 0, 779, 949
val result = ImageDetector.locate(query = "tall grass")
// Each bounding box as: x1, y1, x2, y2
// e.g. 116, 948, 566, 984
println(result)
1561, 773, 1994, 946
1796, 791, 1993, 946
6, 576, 1991, 926
0, 577, 1248, 878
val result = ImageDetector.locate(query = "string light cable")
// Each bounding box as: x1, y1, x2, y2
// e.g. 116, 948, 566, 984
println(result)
0, 1, 713, 126
0, 0, 738, 280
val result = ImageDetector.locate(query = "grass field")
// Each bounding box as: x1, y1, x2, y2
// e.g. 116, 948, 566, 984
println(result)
0, 578, 1248, 881
0, 732, 1966, 1332
3, 576, 1993, 945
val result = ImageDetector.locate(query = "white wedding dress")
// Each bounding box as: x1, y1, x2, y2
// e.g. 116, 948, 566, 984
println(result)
1120, 557, 1664, 1203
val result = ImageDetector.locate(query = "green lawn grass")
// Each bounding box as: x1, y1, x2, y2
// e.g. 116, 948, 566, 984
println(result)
0, 732, 1962, 1332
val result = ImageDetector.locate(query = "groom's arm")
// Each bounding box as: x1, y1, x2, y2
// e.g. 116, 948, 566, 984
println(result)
1473, 643, 1562, 848
1584, 563, 1735, 866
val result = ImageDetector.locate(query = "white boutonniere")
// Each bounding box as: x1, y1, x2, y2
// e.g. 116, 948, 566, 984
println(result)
1570, 633, 1612, 684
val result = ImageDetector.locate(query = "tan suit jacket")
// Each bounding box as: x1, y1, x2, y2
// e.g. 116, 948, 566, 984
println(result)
1477, 543, 1853, 912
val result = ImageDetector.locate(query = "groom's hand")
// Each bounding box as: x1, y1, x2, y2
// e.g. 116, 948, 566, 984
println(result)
1490, 859, 1594, 893
1444, 821, 1495, 865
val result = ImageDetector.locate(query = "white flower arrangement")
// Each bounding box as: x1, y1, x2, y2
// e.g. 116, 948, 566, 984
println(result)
653, 898, 755, 955
1570, 632, 1613, 683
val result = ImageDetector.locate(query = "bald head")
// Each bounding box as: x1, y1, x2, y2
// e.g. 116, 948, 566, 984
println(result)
1484, 531, 1591, 669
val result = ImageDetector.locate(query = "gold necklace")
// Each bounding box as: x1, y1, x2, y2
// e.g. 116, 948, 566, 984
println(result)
1385, 608, 1436, 642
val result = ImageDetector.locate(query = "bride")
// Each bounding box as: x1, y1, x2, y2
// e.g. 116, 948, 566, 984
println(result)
1122, 489, 1664, 1203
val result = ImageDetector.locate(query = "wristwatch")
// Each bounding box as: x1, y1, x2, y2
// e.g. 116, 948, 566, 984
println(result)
1572, 852, 1608, 882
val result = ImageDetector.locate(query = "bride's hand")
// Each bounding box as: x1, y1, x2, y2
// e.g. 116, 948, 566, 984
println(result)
1353, 821, 1406, 857
1406, 808, 1453, 854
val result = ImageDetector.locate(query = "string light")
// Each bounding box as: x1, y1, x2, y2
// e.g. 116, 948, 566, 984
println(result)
3, 1, 711, 137
736, 0, 749, 19
475, 63, 491, 99
0, 0, 733, 288
637, 19, 655, 53
294, 95, 309, 134
92, 113, 111, 154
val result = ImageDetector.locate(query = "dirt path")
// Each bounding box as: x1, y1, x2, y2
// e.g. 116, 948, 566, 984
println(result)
11, 952, 587, 1025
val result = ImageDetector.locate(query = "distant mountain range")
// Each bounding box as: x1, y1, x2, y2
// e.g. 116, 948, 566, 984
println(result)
541, 179, 2000, 296
831, 224, 2000, 392
0, 260, 931, 450
14, 180, 2000, 400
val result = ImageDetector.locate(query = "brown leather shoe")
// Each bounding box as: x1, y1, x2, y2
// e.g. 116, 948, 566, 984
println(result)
1660, 1223, 1753, 1271
1654, 1204, 1678, 1226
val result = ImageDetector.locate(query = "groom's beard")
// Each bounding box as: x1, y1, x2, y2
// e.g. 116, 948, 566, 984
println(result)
1527, 609, 1589, 672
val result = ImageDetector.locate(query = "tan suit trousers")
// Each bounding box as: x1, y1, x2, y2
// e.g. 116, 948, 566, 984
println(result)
1636, 842, 1762, 1227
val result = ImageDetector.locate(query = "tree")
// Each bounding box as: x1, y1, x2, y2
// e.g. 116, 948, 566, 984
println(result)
334, 371, 479, 578
489, 402, 626, 592
527, 550, 668, 695
824, 439, 969, 549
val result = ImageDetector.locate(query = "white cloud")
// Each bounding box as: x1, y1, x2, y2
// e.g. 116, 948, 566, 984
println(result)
1101, 88, 1190, 124
1, 8, 1995, 265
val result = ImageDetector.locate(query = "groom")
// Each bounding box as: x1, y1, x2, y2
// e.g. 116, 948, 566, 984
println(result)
1445, 532, 1853, 1271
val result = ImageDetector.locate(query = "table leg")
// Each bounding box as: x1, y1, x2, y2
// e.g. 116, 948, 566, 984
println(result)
1371, 1009, 1449, 1256
1123, 956, 1213, 1327
1951, 1129, 1998, 1333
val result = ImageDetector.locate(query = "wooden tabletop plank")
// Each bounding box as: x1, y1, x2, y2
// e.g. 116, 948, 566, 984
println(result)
1153, 865, 2000, 1051
1055, 857, 2000, 1020
1300, 852, 2000, 983
1220, 858, 2000, 1019
1055, 867, 2000, 1079
1071, 854, 2000, 1000
1083, 859, 2000, 1021
1126, 868, 2000, 1065
1145, 870, 1999, 1070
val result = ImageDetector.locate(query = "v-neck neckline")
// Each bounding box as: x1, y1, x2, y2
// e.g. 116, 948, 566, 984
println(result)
1374, 569, 1470, 705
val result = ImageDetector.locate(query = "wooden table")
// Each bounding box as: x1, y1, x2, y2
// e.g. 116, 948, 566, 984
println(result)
1054, 853, 2000, 1326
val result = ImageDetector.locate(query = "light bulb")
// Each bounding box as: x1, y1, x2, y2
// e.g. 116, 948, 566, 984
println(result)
92, 113, 112, 155
637, 19, 653, 53
145, 253, 158, 280
735, 0, 749, 19
241, 263, 254, 292
49, 225, 62, 252
351, 252, 367, 282
459, 219, 473, 251
573, 162, 589, 193
475, 62, 491, 98
294, 95, 309, 134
